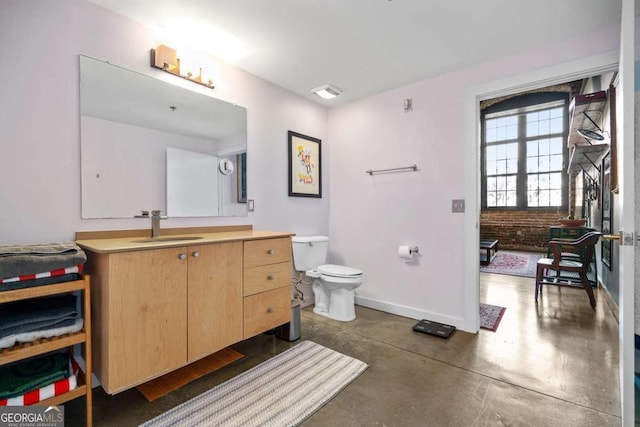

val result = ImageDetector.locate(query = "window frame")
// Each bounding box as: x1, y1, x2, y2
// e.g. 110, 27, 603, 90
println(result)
480, 92, 569, 212
481, 92, 570, 211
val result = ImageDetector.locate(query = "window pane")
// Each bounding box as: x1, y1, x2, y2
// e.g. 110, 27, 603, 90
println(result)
550, 117, 562, 133
506, 125, 517, 140
507, 159, 517, 173
527, 112, 538, 122
528, 175, 538, 190
497, 160, 506, 174
506, 191, 517, 206
526, 122, 538, 137
496, 176, 506, 191
486, 128, 497, 142
487, 192, 496, 207
539, 190, 550, 205
539, 173, 549, 188
550, 154, 562, 171
528, 190, 538, 206
549, 172, 561, 189
496, 144, 506, 159
538, 139, 550, 155
496, 126, 506, 141
550, 107, 563, 119
506, 143, 518, 158
486, 160, 496, 175
538, 110, 550, 120
506, 176, 517, 190
486, 146, 496, 161
527, 140, 538, 156
496, 192, 505, 205
550, 190, 561, 206
487, 177, 497, 191
527, 157, 538, 173
538, 157, 550, 172
539, 120, 550, 135
549, 137, 563, 154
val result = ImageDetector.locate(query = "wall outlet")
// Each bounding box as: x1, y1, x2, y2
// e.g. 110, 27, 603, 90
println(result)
248, 199, 255, 212
452, 199, 465, 213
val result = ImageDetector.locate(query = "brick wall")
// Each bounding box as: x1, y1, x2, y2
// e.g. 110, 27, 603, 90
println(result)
480, 210, 568, 252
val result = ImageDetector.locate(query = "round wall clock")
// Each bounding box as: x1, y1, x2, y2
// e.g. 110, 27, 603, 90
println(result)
219, 158, 235, 175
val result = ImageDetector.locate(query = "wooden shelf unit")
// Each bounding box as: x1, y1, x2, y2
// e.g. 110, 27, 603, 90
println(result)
0, 275, 92, 427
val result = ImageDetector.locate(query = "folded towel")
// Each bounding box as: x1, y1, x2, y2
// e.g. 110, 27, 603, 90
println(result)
0, 295, 78, 340
0, 351, 70, 399
0, 242, 86, 279
0, 272, 80, 292
0, 318, 84, 350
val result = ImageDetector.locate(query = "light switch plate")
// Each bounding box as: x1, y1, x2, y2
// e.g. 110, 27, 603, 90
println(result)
248, 199, 255, 212
452, 199, 465, 213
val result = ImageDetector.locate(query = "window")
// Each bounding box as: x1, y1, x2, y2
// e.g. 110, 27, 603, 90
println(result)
481, 93, 568, 210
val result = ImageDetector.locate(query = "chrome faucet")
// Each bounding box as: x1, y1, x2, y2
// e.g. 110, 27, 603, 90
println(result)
150, 210, 167, 238
135, 210, 167, 238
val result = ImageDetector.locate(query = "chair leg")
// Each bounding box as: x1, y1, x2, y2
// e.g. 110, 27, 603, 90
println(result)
580, 272, 596, 309
535, 265, 544, 302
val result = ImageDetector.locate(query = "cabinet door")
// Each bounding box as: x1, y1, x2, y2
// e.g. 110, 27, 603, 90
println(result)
107, 248, 188, 393
187, 242, 243, 362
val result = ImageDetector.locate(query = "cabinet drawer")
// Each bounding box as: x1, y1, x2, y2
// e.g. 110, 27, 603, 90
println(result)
244, 238, 291, 268
244, 261, 291, 296
243, 287, 291, 338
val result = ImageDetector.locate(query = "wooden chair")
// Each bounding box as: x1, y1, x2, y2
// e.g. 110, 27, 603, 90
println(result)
534, 231, 602, 309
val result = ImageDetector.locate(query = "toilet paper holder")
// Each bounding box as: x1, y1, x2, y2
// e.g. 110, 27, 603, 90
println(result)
409, 246, 419, 254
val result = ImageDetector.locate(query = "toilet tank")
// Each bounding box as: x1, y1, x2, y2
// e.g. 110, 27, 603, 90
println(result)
291, 235, 329, 272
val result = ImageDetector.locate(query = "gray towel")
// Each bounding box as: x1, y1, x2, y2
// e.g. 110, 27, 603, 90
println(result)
0, 295, 79, 340
0, 242, 86, 279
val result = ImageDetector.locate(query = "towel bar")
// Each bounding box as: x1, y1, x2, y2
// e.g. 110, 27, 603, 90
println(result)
365, 164, 418, 175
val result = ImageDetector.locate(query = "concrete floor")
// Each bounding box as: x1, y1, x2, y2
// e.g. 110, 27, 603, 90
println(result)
66, 272, 621, 426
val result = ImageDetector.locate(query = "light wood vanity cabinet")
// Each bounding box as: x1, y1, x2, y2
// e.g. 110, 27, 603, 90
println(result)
77, 228, 293, 395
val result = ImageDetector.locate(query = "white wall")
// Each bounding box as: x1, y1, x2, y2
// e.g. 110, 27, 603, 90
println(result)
0, 0, 329, 244
328, 24, 621, 329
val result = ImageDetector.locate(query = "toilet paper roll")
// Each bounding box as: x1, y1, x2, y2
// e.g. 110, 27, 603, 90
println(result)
398, 245, 414, 260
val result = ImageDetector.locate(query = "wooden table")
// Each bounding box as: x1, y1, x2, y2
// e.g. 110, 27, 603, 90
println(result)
480, 239, 498, 265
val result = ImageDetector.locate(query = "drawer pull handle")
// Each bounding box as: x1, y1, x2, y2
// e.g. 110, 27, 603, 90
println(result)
267, 275, 275, 281
267, 308, 274, 313
267, 249, 274, 255
178, 253, 187, 260
192, 251, 200, 258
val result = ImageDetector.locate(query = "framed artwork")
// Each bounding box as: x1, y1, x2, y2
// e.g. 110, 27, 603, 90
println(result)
601, 152, 612, 270
237, 153, 247, 203
288, 131, 322, 198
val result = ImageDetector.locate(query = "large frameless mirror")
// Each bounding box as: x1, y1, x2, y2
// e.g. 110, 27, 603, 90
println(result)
79, 55, 247, 218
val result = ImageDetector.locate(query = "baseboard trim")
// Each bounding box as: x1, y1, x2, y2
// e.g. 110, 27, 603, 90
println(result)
599, 280, 619, 323
354, 295, 467, 332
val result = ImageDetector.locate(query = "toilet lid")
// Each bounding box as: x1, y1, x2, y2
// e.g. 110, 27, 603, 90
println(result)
317, 264, 363, 278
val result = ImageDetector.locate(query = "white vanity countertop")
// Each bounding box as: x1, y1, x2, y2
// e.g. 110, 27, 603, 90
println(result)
75, 227, 295, 254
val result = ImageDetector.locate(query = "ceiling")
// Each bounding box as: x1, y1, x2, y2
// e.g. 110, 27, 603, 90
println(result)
87, 0, 622, 107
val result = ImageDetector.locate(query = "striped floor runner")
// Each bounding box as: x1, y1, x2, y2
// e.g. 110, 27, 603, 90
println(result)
140, 341, 368, 427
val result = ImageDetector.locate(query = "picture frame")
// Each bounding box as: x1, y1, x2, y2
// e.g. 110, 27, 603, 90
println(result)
601, 152, 612, 270
236, 153, 247, 203
288, 131, 322, 198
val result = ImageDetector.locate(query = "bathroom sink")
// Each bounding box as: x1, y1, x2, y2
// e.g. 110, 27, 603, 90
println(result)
131, 236, 204, 243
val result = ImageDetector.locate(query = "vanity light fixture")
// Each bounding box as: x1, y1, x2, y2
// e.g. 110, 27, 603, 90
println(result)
150, 44, 215, 89
311, 84, 342, 100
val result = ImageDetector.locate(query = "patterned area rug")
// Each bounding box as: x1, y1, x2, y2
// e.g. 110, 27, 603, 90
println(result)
479, 250, 544, 278
140, 341, 368, 427
480, 303, 506, 332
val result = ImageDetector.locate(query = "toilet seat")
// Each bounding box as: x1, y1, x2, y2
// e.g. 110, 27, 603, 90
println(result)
317, 264, 363, 278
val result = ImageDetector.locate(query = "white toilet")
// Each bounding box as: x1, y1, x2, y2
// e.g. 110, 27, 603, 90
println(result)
292, 235, 365, 321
